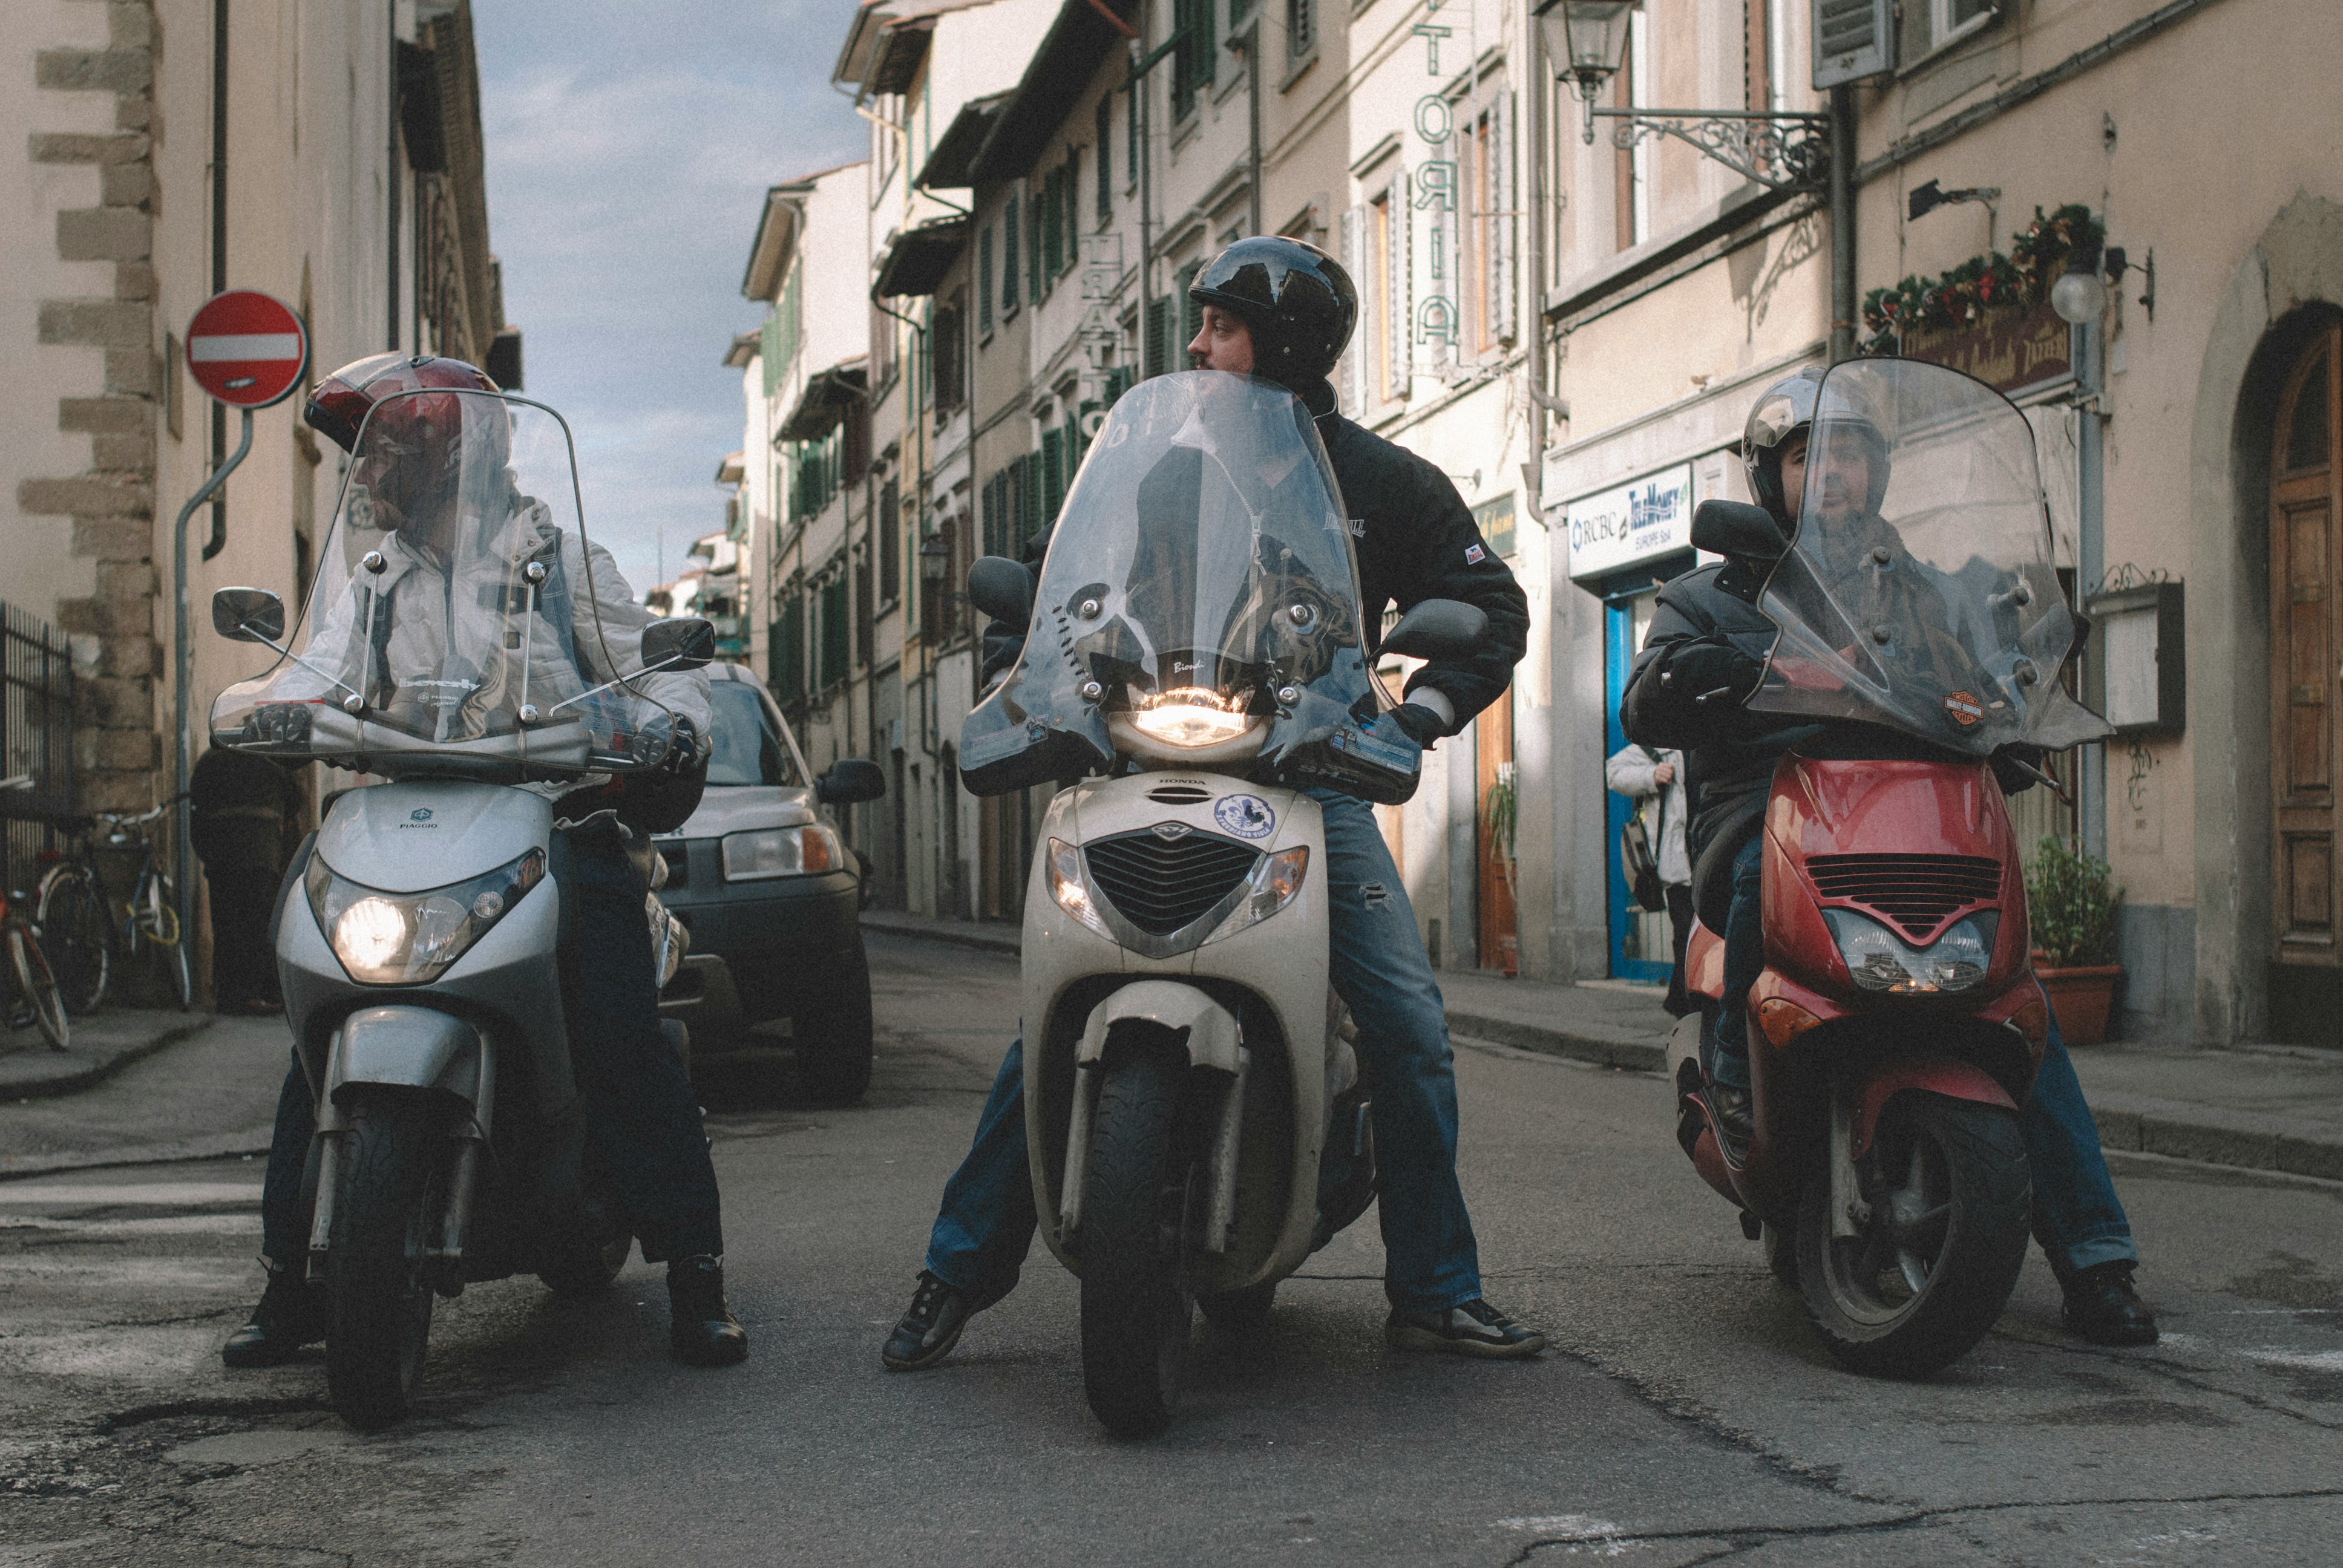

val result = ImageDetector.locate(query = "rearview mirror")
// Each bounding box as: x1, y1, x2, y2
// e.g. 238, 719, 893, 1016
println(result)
1689, 500, 1788, 563
1380, 599, 1487, 662
211, 586, 286, 645
816, 757, 887, 805
966, 555, 1034, 625
641, 617, 716, 672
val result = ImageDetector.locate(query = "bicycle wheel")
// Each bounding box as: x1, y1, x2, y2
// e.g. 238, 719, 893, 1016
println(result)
143, 872, 192, 1010
36, 865, 110, 1014
8, 924, 71, 1050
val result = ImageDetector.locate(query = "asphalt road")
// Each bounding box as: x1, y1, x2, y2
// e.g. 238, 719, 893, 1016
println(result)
2, 931, 2339, 1566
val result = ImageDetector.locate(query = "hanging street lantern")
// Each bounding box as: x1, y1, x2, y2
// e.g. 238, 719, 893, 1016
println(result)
1534, 1, 1636, 145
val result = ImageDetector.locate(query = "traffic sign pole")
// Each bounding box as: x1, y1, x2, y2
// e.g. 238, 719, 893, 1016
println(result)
170, 290, 308, 990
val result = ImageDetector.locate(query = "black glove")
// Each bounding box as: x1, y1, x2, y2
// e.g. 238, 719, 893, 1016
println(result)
243, 703, 313, 747
1660, 641, 1764, 707
663, 715, 702, 775
1390, 702, 1447, 748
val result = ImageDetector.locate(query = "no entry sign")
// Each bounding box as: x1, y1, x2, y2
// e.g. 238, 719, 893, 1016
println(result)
185, 290, 309, 408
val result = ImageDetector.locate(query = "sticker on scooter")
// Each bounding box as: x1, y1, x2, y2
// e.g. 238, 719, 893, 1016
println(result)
1214, 793, 1276, 839
1943, 690, 1984, 728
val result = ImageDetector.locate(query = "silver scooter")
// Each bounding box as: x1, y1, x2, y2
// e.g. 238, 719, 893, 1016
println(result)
208, 384, 712, 1428
959, 371, 1484, 1436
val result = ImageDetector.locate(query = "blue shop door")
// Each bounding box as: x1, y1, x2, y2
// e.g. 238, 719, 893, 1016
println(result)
1601, 559, 1692, 982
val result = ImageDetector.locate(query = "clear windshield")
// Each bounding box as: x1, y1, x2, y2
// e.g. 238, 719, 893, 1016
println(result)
209, 388, 678, 779
960, 373, 1407, 799
1749, 358, 2111, 756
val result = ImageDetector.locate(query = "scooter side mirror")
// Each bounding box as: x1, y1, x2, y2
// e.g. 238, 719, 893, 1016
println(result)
966, 555, 1034, 625
642, 617, 716, 672
817, 757, 887, 805
1380, 599, 1487, 662
211, 586, 287, 644
1690, 499, 1789, 563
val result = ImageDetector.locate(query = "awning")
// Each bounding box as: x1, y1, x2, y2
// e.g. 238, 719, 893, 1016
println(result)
867, 17, 936, 94
873, 218, 969, 299
776, 365, 870, 443
916, 92, 1010, 190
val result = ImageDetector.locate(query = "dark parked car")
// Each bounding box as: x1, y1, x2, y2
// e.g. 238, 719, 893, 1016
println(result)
654, 662, 885, 1103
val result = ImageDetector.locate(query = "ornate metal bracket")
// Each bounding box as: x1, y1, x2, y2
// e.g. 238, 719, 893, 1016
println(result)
1593, 108, 1830, 194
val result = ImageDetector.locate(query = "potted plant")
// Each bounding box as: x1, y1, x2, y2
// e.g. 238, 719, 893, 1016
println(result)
2025, 835, 2123, 1045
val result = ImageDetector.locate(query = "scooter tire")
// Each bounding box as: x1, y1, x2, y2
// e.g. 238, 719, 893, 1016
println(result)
1078, 1030, 1195, 1439
1796, 1092, 2029, 1379
1198, 1279, 1277, 1338
537, 1232, 633, 1299
325, 1097, 444, 1430
795, 940, 874, 1107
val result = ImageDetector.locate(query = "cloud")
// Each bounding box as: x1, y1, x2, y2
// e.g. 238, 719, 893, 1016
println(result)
474, 0, 866, 594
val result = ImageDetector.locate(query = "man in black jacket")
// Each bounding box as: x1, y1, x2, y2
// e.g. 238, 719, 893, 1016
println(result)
1618, 366, 2157, 1347
883, 237, 1542, 1370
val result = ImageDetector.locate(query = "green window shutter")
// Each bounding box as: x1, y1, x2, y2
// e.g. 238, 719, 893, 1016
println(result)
1017, 451, 1041, 543
761, 309, 782, 397
1041, 426, 1066, 523
1144, 298, 1172, 377
1177, 261, 1204, 355
1027, 190, 1043, 302
978, 225, 995, 333
1003, 200, 1020, 310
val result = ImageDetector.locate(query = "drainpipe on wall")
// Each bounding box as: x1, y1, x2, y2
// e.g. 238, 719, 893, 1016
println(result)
2076, 317, 2107, 858
1827, 84, 1855, 363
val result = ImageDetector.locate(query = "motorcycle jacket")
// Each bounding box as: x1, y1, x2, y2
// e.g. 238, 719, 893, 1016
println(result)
981, 376, 1529, 737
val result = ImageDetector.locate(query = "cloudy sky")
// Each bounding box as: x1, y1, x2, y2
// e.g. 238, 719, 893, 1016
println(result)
473, 0, 866, 596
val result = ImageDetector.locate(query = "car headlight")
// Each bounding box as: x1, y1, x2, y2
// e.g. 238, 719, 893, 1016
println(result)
1204, 846, 1309, 944
1046, 837, 1115, 938
306, 848, 545, 985
1125, 687, 1257, 748
719, 823, 844, 880
1824, 909, 1997, 995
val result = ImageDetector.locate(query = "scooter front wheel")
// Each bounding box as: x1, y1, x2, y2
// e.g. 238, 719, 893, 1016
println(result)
1077, 1030, 1196, 1438
1796, 1091, 2028, 1377
326, 1096, 446, 1429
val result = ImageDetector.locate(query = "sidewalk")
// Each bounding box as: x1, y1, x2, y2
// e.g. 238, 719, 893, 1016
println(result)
865, 909, 2343, 1183
0, 1011, 212, 1100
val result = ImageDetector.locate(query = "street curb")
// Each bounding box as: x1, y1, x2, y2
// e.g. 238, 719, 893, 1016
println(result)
0, 1016, 214, 1102
860, 912, 1020, 957
1441, 1010, 1670, 1075
0, 1132, 273, 1182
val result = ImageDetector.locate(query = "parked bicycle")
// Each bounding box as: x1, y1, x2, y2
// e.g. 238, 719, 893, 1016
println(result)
1, 773, 70, 1048
35, 796, 192, 1016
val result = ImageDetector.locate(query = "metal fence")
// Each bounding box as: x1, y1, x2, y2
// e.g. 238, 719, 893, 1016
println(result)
2, 600, 74, 896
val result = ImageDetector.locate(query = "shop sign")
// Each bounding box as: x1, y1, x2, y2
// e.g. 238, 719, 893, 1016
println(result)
1898, 301, 2071, 394
1566, 463, 1693, 582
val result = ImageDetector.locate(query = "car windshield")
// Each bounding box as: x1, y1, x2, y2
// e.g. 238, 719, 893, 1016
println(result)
208, 388, 683, 780
704, 681, 802, 787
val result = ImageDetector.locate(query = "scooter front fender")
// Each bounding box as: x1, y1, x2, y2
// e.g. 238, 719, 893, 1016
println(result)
330, 1005, 488, 1108
1849, 1058, 2016, 1160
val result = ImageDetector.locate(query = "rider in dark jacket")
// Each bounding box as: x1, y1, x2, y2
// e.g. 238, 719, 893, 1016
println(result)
885, 237, 1542, 1371
1618, 366, 2157, 1347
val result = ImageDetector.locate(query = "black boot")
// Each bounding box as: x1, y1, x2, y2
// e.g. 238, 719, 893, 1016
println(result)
221, 1259, 326, 1369
881, 1270, 972, 1371
2063, 1260, 2158, 1347
667, 1255, 749, 1367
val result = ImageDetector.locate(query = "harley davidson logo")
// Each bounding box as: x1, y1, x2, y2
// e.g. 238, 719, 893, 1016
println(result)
1944, 691, 1985, 727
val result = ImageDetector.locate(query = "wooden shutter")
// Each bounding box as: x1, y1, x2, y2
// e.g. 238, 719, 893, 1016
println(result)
1812, 0, 1893, 88
2273, 323, 2342, 962
1490, 90, 1516, 345
1386, 172, 1410, 400
1339, 204, 1368, 412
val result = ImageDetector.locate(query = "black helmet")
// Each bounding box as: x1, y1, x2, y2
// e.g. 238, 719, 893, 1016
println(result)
1187, 237, 1357, 391
1742, 366, 1892, 526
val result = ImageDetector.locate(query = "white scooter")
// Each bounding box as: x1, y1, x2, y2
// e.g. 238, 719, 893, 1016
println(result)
208, 384, 711, 1428
959, 371, 1484, 1436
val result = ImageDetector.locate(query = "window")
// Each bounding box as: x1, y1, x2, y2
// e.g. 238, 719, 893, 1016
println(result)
761, 267, 803, 397
844, 397, 871, 486
1462, 93, 1515, 353
870, 294, 899, 387
1171, 0, 1214, 120
879, 480, 900, 606
1144, 297, 1175, 376
770, 588, 805, 704
932, 292, 966, 419
1286, 0, 1314, 65
1041, 425, 1066, 523
1125, 77, 1139, 186
1041, 165, 1064, 281
1095, 97, 1113, 222
1026, 186, 1043, 303
789, 429, 844, 523
1064, 149, 1082, 253
1902, 0, 1997, 65
1002, 197, 1021, 315
978, 224, 995, 335
856, 550, 874, 666
818, 570, 850, 691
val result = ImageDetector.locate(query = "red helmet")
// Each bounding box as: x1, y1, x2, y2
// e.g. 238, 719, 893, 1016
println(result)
303, 353, 499, 453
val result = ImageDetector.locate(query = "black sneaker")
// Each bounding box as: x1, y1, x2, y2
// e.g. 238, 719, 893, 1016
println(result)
882, 1270, 972, 1371
667, 1255, 749, 1367
2063, 1261, 2158, 1347
1385, 1298, 1546, 1359
221, 1261, 326, 1369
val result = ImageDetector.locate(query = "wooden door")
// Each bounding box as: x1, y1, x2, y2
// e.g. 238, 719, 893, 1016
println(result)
1475, 693, 1518, 974
2272, 322, 2342, 965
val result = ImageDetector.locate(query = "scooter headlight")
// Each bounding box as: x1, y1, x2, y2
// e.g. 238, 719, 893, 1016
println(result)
1046, 837, 1113, 938
1203, 846, 1309, 944
306, 848, 546, 985
1824, 909, 1997, 995
1125, 687, 1257, 748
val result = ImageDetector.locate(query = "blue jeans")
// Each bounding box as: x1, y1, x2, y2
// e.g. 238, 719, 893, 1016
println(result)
259, 828, 723, 1267
923, 790, 1485, 1313
1712, 833, 2137, 1278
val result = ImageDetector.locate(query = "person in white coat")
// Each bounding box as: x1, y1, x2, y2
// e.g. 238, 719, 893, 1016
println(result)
1605, 742, 1694, 1014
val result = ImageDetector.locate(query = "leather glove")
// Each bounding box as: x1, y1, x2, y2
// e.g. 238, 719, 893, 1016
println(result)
1390, 702, 1447, 748
1660, 641, 1764, 707
244, 703, 313, 746
662, 715, 702, 775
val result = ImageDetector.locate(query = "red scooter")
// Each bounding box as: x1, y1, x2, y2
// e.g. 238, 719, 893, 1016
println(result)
1666, 358, 2112, 1376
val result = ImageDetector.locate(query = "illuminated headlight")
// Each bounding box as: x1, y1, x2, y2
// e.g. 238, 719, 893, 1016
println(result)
1126, 687, 1257, 748
1046, 837, 1114, 938
306, 848, 545, 985
1204, 846, 1309, 944
720, 824, 843, 880
1826, 909, 1997, 995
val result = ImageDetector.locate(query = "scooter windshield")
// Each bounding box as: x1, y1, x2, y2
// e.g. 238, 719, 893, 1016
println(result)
210, 388, 680, 779
1749, 358, 2112, 756
961, 372, 1403, 798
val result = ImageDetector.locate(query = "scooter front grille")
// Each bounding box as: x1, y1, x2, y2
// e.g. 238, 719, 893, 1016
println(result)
1804, 852, 2003, 939
1086, 831, 1261, 936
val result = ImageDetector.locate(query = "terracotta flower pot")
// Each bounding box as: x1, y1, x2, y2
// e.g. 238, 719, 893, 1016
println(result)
2031, 958, 2123, 1046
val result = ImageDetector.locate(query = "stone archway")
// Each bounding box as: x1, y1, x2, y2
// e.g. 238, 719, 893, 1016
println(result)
2189, 195, 2343, 1045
